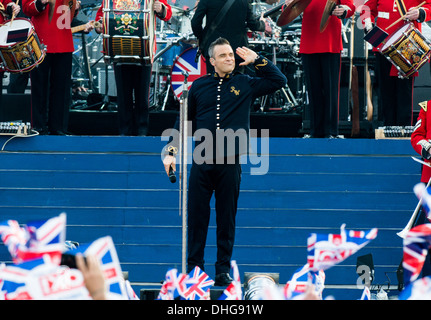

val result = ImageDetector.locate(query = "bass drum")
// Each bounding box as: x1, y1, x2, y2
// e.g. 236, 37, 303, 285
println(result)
170, 46, 207, 99
102, 0, 155, 64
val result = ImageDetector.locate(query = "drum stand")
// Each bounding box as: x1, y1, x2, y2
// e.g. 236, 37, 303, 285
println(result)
100, 63, 113, 110
152, 33, 193, 110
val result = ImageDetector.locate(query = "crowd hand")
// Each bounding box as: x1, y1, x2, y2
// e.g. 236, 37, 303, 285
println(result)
76, 254, 107, 300
163, 155, 176, 177
153, 0, 164, 14
404, 7, 420, 21
302, 284, 321, 300
236, 46, 259, 66
75, 0, 81, 11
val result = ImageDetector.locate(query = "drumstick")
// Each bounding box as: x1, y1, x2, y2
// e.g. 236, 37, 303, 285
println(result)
387, 1, 426, 29
9, 0, 19, 26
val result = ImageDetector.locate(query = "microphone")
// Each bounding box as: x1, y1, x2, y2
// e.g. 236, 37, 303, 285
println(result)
168, 166, 176, 183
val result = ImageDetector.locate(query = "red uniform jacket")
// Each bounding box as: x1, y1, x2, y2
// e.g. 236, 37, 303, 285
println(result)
0, 0, 15, 24
22, 0, 75, 53
299, 0, 355, 53
95, 0, 172, 52
411, 100, 431, 183
365, 0, 431, 76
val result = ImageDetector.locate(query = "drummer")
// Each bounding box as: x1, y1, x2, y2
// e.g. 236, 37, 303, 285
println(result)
87, 1, 172, 136
0, 0, 20, 107
22, 0, 80, 135
361, 0, 431, 126
284, 0, 355, 138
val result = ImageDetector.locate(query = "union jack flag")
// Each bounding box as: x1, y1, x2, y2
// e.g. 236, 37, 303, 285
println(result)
124, 279, 139, 300
414, 182, 431, 220
0, 213, 66, 264
66, 236, 128, 299
399, 275, 431, 300
283, 264, 325, 300
157, 268, 188, 300
171, 47, 207, 99
0, 255, 89, 300
218, 260, 242, 300
359, 286, 371, 300
402, 223, 431, 286
183, 266, 214, 300
307, 224, 378, 272
218, 282, 240, 300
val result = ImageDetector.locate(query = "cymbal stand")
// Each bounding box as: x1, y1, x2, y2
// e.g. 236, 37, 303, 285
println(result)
100, 62, 112, 110
259, 44, 298, 112
80, 32, 96, 93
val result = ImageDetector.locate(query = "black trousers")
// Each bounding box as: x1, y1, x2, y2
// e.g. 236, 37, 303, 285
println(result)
30, 53, 72, 133
187, 159, 242, 275
375, 53, 414, 126
302, 53, 341, 137
113, 63, 151, 136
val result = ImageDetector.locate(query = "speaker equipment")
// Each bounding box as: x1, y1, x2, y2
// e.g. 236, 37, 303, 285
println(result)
243, 272, 279, 300
97, 66, 117, 97
0, 94, 31, 122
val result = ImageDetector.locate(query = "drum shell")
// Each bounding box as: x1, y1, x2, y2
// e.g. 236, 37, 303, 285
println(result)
102, 0, 155, 64
380, 23, 431, 77
0, 18, 46, 73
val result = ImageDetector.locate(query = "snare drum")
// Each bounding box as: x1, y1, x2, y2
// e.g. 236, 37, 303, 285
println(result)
102, 0, 155, 64
0, 18, 46, 73
380, 23, 431, 78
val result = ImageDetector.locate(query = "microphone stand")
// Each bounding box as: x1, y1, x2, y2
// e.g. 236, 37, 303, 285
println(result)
179, 70, 189, 274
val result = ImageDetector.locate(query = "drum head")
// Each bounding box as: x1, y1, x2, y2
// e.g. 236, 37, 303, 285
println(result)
381, 23, 411, 51
170, 47, 207, 99
0, 18, 32, 46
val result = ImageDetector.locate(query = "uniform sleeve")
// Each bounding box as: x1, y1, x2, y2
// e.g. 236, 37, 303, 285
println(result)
360, 0, 378, 30
419, 0, 431, 22
411, 103, 430, 157
157, 0, 172, 21
95, 3, 103, 21
339, 0, 355, 19
191, 0, 207, 40
165, 80, 198, 154
22, 0, 46, 16
249, 56, 287, 98
245, 0, 264, 31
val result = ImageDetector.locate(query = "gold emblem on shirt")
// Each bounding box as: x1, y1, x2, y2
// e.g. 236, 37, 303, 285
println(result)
230, 86, 240, 96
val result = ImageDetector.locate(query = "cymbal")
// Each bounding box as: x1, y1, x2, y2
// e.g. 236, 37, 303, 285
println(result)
319, 0, 337, 32
171, 5, 187, 16
276, 0, 311, 27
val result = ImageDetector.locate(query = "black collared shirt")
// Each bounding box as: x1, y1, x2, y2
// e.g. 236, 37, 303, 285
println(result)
168, 56, 286, 161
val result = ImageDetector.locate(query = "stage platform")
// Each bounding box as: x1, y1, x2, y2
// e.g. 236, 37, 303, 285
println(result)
0, 93, 381, 138
0, 135, 420, 300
